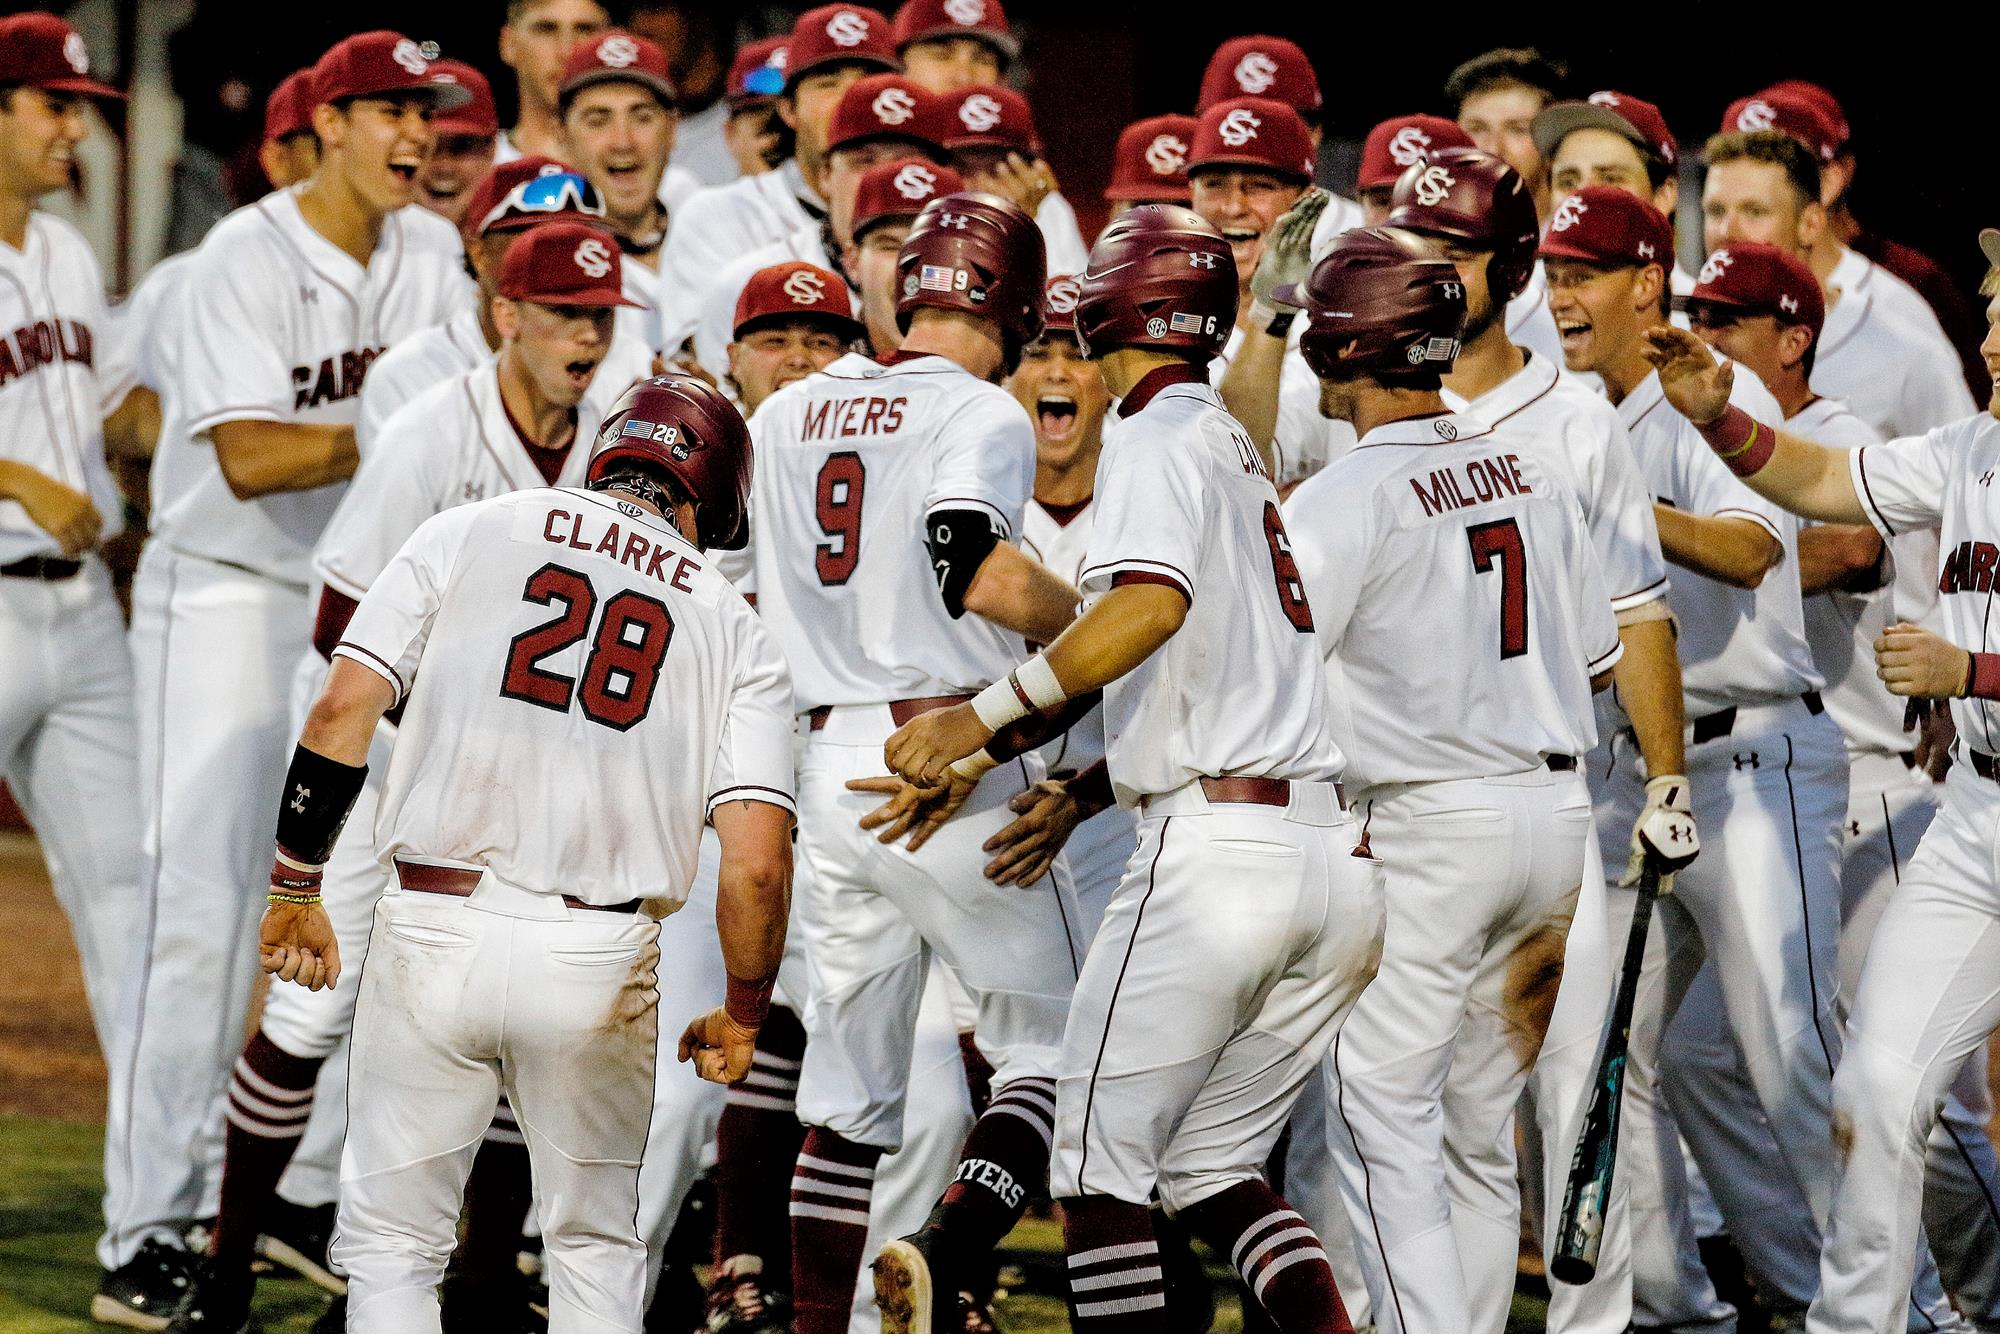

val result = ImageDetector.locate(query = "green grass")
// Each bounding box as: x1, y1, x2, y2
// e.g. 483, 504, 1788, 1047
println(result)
0, 1114, 1550, 1331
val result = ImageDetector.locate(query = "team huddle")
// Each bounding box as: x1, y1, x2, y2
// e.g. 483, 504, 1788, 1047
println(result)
3, 3, 1999, 1334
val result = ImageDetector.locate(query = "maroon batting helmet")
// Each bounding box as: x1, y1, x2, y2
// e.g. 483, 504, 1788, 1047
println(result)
1073, 204, 1234, 360
1385, 146, 1539, 304
588, 373, 753, 550
895, 191, 1046, 350
1279, 228, 1467, 388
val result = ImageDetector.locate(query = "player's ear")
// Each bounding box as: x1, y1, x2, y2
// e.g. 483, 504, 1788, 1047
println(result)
1780, 324, 1813, 373
1797, 199, 1829, 254
310, 101, 344, 151
491, 294, 520, 342
1633, 264, 1665, 317
775, 93, 800, 132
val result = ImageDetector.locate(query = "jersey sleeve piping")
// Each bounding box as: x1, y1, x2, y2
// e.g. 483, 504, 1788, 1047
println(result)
186, 403, 287, 436
331, 642, 408, 703
706, 783, 798, 816
1710, 506, 1784, 545
1078, 556, 1194, 603
1850, 446, 1900, 538
1586, 638, 1625, 676
1607, 575, 1670, 612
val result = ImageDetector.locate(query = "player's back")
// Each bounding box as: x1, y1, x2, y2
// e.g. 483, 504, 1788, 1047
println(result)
352, 485, 788, 906
1288, 413, 1620, 790
749, 351, 1033, 710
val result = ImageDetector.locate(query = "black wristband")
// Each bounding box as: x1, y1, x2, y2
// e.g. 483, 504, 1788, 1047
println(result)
1263, 309, 1296, 337
274, 744, 369, 865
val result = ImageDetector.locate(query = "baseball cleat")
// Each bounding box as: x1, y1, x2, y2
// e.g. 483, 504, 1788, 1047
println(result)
163, 1259, 255, 1333
255, 1200, 346, 1295
705, 1255, 792, 1333
872, 1236, 936, 1334
93, 1238, 195, 1330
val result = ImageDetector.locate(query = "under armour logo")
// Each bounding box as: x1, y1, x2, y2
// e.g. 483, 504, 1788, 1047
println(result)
1442, 280, 1463, 299
391, 38, 432, 77
291, 784, 311, 813
1188, 251, 1221, 269
1779, 293, 1799, 314
1980, 471, 1994, 488
1217, 108, 1261, 147
462, 480, 484, 501
958, 92, 1004, 133
824, 10, 871, 46
1699, 249, 1734, 285
937, 211, 970, 230
1412, 164, 1456, 208
1389, 125, 1433, 168
1846, 819, 1862, 838
1637, 240, 1656, 258
783, 268, 828, 303
573, 237, 614, 279
1233, 51, 1279, 94
1736, 99, 1778, 132
300, 286, 318, 304
872, 87, 916, 125
1550, 195, 1587, 232
893, 163, 938, 200
1145, 133, 1188, 175
1732, 752, 1760, 770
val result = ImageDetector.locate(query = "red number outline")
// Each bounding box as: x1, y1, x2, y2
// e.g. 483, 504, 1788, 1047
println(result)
500, 563, 595, 712
1466, 518, 1529, 660
1263, 502, 1316, 633
815, 451, 866, 586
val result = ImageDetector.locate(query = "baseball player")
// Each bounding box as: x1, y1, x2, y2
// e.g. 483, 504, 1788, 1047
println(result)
725, 261, 866, 413
0, 14, 156, 1325
848, 159, 965, 358
884, 203, 1382, 1334
249, 372, 791, 1334
1701, 128, 1975, 442
660, 5, 900, 341
1281, 226, 1625, 1334
1354, 114, 1474, 225
260, 70, 323, 194
161, 219, 637, 1334
358, 156, 650, 452
1533, 91, 1696, 303
1541, 186, 1857, 1330
495, 0, 610, 163
116, 29, 470, 1308
1103, 115, 1196, 218
719, 37, 793, 181
940, 86, 1088, 275
891, 0, 1014, 91
557, 30, 681, 355
1382, 146, 1689, 1334
743, 192, 1082, 1334
1443, 48, 1567, 221
411, 60, 498, 227
1629, 240, 2000, 1334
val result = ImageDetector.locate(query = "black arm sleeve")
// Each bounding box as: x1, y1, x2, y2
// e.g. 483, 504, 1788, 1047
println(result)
274, 744, 369, 865
924, 508, 1002, 619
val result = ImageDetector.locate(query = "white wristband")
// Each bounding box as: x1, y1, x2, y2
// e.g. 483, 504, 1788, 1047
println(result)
948, 749, 1001, 782
1014, 654, 1066, 710
970, 655, 1067, 732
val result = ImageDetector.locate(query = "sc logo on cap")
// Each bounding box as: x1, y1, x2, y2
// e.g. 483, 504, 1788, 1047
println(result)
574, 237, 614, 279
1217, 108, 1261, 148
1045, 278, 1080, 314
873, 87, 917, 125
1389, 125, 1433, 168
1549, 195, 1588, 232
893, 163, 939, 200
1233, 51, 1278, 95
825, 10, 872, 46
958, 93, 1004, 133
1735, 99, 1778, 132
392, 38, 432, 77
783, 269, 828, 304
63, 31, 89, 75
943, 0, 988, 23
1145, 133, 1188, 175
1698, 249, 1734, 285
597, 35, 641, 68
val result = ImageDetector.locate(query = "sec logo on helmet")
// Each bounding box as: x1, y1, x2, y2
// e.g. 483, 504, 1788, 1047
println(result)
1411, 165, 1456, 209
1045, 277, 1080, 314
392, 38, 432, 76
1389, 125, 1433, 168
873, 87, 917, 125
943, 0, 988, 23
1145, 134, 1188, 176
1549, 195, 1588, 233
959, 93, 1004, 133
1697, 248, 1735, 285
1735, 99, 1778, 132
597, 35, 641, 67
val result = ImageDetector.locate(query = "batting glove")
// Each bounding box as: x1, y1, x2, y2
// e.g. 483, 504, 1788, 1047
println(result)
1623, 774, 1699, 891
1249, 187, 1329, 330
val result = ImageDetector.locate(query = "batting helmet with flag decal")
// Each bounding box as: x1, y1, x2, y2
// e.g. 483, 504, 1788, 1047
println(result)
588, 374, 754, 550
1280, 227, 1467, 387
895, 191, 1046, 352
1386, 146, 1540, 303
1073, 204, 1235, 359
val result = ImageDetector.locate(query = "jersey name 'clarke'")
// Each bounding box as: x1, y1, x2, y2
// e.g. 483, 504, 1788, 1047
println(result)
539, 503, 705, 592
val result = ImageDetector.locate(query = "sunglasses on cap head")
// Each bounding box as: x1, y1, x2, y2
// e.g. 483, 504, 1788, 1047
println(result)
479, 170, 606, 234
742, 63, 785, 97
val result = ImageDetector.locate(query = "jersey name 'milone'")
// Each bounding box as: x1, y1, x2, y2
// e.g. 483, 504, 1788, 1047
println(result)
0, 316, 94, 388
291, 346, 384, 412
1408, 451, 1535, 517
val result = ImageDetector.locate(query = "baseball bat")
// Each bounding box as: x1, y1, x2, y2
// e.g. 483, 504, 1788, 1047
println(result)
1549, 857, 1662, 1285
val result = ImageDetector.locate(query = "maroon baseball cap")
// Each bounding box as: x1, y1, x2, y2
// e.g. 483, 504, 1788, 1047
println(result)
464, 157, 603, 241
728, 37, 789, 108
826, 74, 947, 156
263, 70, 317, 144
428, 60, 498, 137
944, 85, 1037, 153
852, 158, 965, 237
560, 30, 677, 110
891, 0, 1019, 62
1358, 114, 1475, 191
1719, 91, 1841, 163
1197, 36, 1320, 117
1763, 79, 1849, 150
0, 13, 123, 102
786, 5, 899, 89
1040, 274, 1081, 335
733, 260, 864, 340
498, 220, 639, 307
1106, 115, 1196, 203
1538, 185, 1676, 269
311, 32, 471, 110
1532, 89, 1677, 168
1688, 242, 1825, 337
1189, 97, 1315, 183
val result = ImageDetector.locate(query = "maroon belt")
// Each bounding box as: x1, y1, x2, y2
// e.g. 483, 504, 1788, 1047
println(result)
393, 858, 639, 914
0, 555, 82, 580
1970, 751, 2000, 783
807, 694, 973, 732
1199, 776, 1292, 806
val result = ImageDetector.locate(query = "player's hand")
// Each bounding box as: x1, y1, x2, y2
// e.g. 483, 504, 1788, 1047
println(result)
1251, 187, 1329, 312
8, 467, 102, 557
260, 902, 341, 991
1914, 702, 1956, 781
848, 771, 978, 851
677, 1006, 758, 1084
885, 702, 993, 786
983, 779, 1084, 886
1623, 774, 1698, 893
983, 153, 1057, 219
1642, 326, 1734, 427
1876, 622, 1972, 699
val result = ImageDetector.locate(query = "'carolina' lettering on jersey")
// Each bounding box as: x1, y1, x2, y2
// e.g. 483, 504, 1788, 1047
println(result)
538, 505, 704, 591
801, 394, 907, 441
0, 317, 93, 387
1409, 452, 1534, 517
1938, 539, 2000, 595
291, 347, 384, 411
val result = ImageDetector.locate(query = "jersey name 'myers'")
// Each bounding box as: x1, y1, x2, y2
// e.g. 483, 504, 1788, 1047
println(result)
1409, 452, 1534, 517
1937, 540, 2000, 595
0, 317, 93, 388
292, 347, 385, 411
801, 394, 908, 441
540, 505, 703, 591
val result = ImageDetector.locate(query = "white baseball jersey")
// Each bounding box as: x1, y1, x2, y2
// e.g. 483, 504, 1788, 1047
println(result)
151, 190, 466, 585
355, 307, 654, 456
0, 212, 134, 564
1850, 410, 2000, 757
118, 249, 194, 396
1443, 348, 1670, 612
666, 99, 737, 188
1210, 325, 1357, 487
1035, 191, 1090, 279
620, 251, 667, 358
687, 224, 840, 384
1831, 244, 1959, 353
1287, 411, 1621, 790
749, 350, 1032, 710
660, 160, 823, 354
336, 486, 794, 904
1617, 366, 1821, 715
318, 363, 599, 600
1080, 373, 1346, 806
1306, 191, 1368, 259
1818, 248, 1975, 440
1021, 496, 1107, 774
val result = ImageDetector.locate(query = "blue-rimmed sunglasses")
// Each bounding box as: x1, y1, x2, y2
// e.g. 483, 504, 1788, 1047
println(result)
479, 170, 606, 234
742, 62, 785, 97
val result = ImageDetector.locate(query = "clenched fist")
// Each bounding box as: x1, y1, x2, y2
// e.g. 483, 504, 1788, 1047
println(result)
261, 902, 341, 991
884, 702, 993, 786
1876, 622, 1972, 699
679, 1006, 758, 1084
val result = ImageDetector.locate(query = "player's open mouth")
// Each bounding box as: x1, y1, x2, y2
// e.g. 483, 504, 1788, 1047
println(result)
1556, 318, 1591, 350
1036, 393, 1078, 441
387, 162, 419, 184
1220, 227, 1260, 244
567, 359, 600, 387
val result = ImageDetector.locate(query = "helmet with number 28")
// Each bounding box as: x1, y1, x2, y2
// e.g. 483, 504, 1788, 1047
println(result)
588, 374, 754, 551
